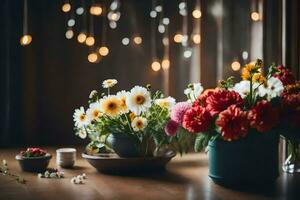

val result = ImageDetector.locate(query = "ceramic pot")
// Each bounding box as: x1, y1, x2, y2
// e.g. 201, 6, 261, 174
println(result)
208, 131, 279, 187
15, 153, 52, 172
106, 133, 140, 157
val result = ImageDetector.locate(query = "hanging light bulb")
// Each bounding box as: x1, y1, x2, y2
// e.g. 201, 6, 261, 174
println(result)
76, 7, 84, 15
133, 36, 142, 44
62, 3, 71, 13
192, 9, 202, 19
67, 19, 75, 27
20, 35, 32, 46
65, 29, 74, 39
88, 53, 99, 63
173, 33, 183, 43
85, 36, 95, 46
231, 61, 241, 71
151, 61, 161, 71
122, 37, 130, 45
183, 49, 192, 58
90, 5, 102, 16
162, 59, 170, 70
192, 34, 201, 44
77, 32, 87, 43
99, 46, 109, 56
109, 21, 117, 29
251, 12, 260, 21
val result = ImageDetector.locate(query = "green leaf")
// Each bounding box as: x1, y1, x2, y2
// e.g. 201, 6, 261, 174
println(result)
194, 133, 211, 152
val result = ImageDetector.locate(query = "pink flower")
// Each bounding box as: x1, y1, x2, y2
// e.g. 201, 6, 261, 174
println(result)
170, 102, 192, 125
165, 120, 179, 136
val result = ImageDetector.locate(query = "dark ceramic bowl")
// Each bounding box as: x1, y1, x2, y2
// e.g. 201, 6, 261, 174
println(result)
82, 150, 176, 174
106, 133, 140, 157
15, 153, 52, 172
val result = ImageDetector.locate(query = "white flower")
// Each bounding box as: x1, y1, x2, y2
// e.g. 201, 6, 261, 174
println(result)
73, 107, 90, 128
77, 129, 87, 139
131, 117, 148, 132
126, 86, 151, 115
86, 101, 102, 121
89, 90, 98, 99
155, 96, 176, 110
184, 83, 204, 101
117, 90, 130, 113
102, 79, 118, 88
232, 80, 260, 98
258, 77, 284, 100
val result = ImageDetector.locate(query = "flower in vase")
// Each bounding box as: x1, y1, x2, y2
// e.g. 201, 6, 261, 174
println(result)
170, 102, 191, 125
248, 100, 279, 133
205, 89, 244, 117
155, 96, 176, 110
232, 80, 260, 99
272, 65, 296, 86
100, 95, 122, 117
117, 90, 130, 113
73, 107, 90, 128
126, 86, 151, 115
131, 117, 148, 132
77, 129, 87, 139
282, 93, 300, 128
102, 79, 118, 88
216, 105, 249, 141
165, 120, 179, 136
86, 101, 102, 121
182, 106, 212, 133
258, 77, 284, 100
184, 83, 204, 102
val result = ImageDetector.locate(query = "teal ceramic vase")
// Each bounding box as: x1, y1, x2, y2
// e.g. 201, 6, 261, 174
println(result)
208, 131, 279, 187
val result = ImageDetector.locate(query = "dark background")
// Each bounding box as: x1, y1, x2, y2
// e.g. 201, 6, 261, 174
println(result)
0, 0, 299, 148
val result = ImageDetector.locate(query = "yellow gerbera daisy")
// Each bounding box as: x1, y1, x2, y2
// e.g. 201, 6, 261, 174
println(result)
117, 90, 129, 113
100, 95, 121, 117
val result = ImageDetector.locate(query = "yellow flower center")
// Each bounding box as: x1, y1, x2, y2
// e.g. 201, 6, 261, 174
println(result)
136, 120, 144, 128
135, 95, 145, 105
79, 114, 86, 121
102, 97, 121, 117
93, 110, 100, 118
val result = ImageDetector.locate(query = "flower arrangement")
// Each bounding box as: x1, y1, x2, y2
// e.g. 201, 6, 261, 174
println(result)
20, 148, 47, 158
165, 59, 298, 151
73, 79, 186, 156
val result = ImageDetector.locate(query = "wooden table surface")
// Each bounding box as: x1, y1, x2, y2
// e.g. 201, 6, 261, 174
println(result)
0, 148, 299, 200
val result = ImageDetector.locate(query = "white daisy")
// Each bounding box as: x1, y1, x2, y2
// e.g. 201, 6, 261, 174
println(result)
117, 90, 130, 113
73, 107, 90, 128
102, 79, 118, 88
258, 77, 284, 100
126, 86, 151, 115
86, 101, 102, 121
77, 129, 87, 139
184, 83, 204, 101
131, 117, 148, 132
155, 96, 176, 110
89, 90, 98, 99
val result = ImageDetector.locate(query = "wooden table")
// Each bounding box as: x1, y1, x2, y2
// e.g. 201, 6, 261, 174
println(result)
0, 148, 299, 200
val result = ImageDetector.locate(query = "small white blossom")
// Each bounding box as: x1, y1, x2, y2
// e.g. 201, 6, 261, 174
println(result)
258, 77, 284, 100
89, 90, 98, 99
102, 79, 118, 88
184, 83, 203, 102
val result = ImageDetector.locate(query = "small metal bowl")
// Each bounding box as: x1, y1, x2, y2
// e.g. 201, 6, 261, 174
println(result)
15, 153, 52, 172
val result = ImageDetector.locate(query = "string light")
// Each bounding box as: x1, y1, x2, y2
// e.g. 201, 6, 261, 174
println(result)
162, 59, 170, 70
162, 18, 170, 25
76, 7, 84, 15
183, 49, 192, 58
90, 5, 102, 16
151, 61, 161, 71
109, 21, 117, 29
99, 46, 109, 56
67, 19, 75, 27
88, 53, 99, 63
192, 34, 201, 44
155, 5, 162, 12
173, 33, 183, 43
150, 10, 157, 18
231, 61, 241, 71
192, 9, 202, 19
65, 29, 74, 39
62, 3, 71, 13
85, 36, 95, 46
133, 36, 142, 45
20, 35, 32, 46
122, 37, 130, 45
251, 12, 260, 21
158, 24, 165, 33
242, 51, 249, 60
77, 32, 87, 43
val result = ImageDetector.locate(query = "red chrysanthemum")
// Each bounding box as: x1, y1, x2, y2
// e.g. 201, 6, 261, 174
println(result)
248, 100, 279, 133
182, 106, 212, 133
273, 65, 296, 86
215, 105, 249, 141
193, 89, 215, 107
204, 89, 244, 117
282, 94, 300, 128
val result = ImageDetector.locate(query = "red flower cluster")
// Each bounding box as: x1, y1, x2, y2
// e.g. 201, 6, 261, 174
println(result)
182, 106, 212, 133
204, 89, 244, 116
273, 65, 295, 86
248, 100, 279, 133
282, 94, 300, 128
216, 105, 249, 141
21, 148, 47, 158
